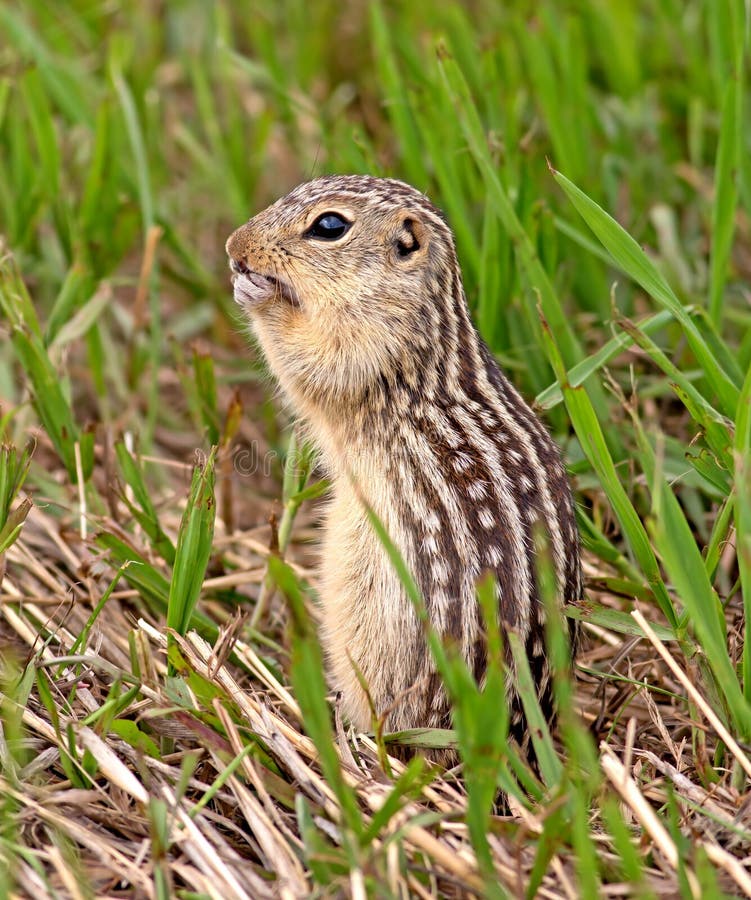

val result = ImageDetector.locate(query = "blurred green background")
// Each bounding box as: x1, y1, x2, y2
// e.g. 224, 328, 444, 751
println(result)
2, 0, 746, 416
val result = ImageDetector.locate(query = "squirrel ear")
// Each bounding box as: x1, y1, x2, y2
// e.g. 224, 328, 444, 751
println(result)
395, 217, 426, 258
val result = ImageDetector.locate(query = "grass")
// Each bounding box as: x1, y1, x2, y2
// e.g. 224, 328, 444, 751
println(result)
1, 0, 750, 895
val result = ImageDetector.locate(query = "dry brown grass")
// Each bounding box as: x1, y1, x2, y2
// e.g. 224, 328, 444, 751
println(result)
2, 423, 751, 898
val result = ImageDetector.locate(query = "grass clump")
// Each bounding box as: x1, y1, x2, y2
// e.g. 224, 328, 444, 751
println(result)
1, 1, 751, 896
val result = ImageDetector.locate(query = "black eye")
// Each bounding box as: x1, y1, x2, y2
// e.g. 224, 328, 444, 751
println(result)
305, 212, 351, 241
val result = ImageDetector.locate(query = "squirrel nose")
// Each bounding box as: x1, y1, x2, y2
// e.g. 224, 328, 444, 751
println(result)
225, 226, 250, 261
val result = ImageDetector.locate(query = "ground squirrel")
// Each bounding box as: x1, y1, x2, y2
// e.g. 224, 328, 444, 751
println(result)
226, 175, 581, 754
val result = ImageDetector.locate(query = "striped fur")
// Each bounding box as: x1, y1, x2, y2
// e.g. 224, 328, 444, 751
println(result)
226, 175, 581, 753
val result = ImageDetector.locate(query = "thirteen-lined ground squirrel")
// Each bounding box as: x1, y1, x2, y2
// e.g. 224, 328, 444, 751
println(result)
226, 175, 581, 753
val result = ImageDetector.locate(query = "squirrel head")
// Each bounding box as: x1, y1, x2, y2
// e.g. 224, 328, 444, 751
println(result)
226, 175, 461, 413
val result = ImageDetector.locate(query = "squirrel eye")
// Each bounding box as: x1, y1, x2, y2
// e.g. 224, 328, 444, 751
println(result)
306, 212, 351, 240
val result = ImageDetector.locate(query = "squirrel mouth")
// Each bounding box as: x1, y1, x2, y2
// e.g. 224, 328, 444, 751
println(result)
229, 259, 299, 309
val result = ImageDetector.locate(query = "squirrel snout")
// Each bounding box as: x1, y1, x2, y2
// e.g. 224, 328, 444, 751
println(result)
225, 225, 252, 264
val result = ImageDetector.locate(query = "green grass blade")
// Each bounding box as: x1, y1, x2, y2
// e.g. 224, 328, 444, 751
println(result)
364, 505, 518, 894
268, 556, 364, 846
438, 52, 582, 372
110, 49, 161, 441
369, 1, 427, 188
0, 246, 43, 337
48, 282, 110, 351
167, 446, 217, 637
535, 309, 674, 410
736, 363, 751, 702
615, 316, 733, 469
630, 416, 751, 737
20, 67, 60, 200
0, 442, 32, 524
192, 347, 220, 445
0, 497, 32, 555
566, 604, 677, 643
360, 756, 430, 846
110, 62, 154, 230
539, 310, 676, 625
115, 442, 176, 565
96, 532, 170, 609
551, 166, 741, 416
9, 326, 81, 479
44, 263, 92, 345
507, 630, 562, 787
709, 77, 740, 325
